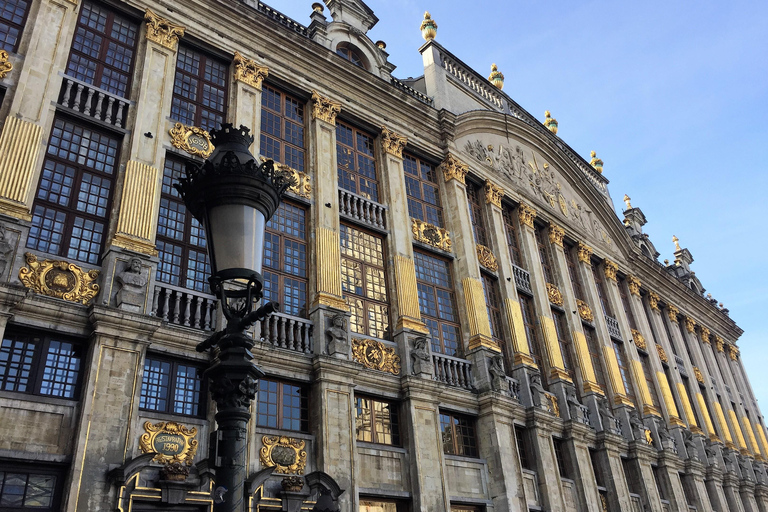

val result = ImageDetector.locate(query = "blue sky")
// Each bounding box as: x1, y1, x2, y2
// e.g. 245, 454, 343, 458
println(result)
273, 1, 768, 410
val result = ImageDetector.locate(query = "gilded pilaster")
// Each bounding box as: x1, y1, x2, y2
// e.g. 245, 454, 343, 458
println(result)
728, 408, 749, 454
311, 227, 347, 311
714, 401, 735, 449
462, 277, 498, 352
505, 298, 535, 366
0, 117, 42, 220
695, 393, 718, 442
756, 424, 768, 459
631, 359, 657, 416
602, 345, 631, 406
656, 371, 685, 426
742, 416, 762, 458
675, 381, 702, 433
111, 161, 160, 255
393, 255, 428, 333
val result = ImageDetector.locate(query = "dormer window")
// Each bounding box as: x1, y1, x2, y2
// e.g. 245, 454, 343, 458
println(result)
336, 43, 366, 69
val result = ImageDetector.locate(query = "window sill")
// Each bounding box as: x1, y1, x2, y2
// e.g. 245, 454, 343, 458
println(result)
356, 441, 407, 454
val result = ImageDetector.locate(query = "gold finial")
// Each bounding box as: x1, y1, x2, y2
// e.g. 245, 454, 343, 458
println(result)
543, 110, 558, 134
672, 235, 681, 251
664, 259, 669, 265
420, 11, 438, 41
311, 2, 324, 13
488, 63, 504, 90
623, 194, 631, 210
589, 151, 603, 173
375, 40, 386, 50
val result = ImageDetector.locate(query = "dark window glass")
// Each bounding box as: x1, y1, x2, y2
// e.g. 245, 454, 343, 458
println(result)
554, 438, 570, 478
515, 427, 534, 470
584, 326, 607, 390
619, 278, 637, 330
263, 202, 308, 317
519, 294, 542, 369
340, 223, 389, 339
564, 243, 584, 300
482, 273, 504, 347
662, 312, 679, 356
439, 411, 478, 457
591, 262, 613, 316
613, 340, 635, 402
260, 85, 305, 172
255, 378, 309, 432
355, 396, 400, 446
171, 45, 228, 132
414, 250, 460, 356
466, 182, 487, 246
139, 355, 204, 416
28, 117, 119, 264
590, 449, 605, 487
553, 310, 574, 379
156, 156, 210, 292
623, 459, 641, 495
640, 353, 661, 408
502, 204, 524, 268
336, 45, 364, 68
404, 154, 443, 228
0, 329, 83, 399
535, 225, 555, 284
336, 122, 379, 202
0, 0, 31, 52
0, 465, 62, 510
65, 1, 139, 97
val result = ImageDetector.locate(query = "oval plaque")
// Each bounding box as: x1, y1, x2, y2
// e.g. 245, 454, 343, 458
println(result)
139, 421, 198, 465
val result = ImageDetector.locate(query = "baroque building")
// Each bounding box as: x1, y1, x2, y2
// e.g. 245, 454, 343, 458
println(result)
0, 0, 764, 511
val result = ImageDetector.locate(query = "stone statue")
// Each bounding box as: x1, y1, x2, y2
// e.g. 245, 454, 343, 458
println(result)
629, 410, 646, 442
567, 391, 587, 424
739, 456, 752, 481
705, 443, 719, 469
598, 398, 619, 434
754, 462, 765, 484
0, 224, 12, 279
725, 452, 738, 474
655, 421, 675, 451
410, 336, 433, 377
116, 258, 148, 313
683, 430, 699, 462
325, 314, 349, 358
529, 373, 547, 409
488, 355, 506, 393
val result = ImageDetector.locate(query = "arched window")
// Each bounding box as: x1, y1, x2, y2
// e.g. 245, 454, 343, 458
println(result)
336, 44, 366, 69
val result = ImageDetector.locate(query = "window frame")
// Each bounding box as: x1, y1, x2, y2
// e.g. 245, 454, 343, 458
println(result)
640, 352, 661, 408
0, 462, 65, 511
466, 180, 488, 246
255, 377, 309, 433
0, 0, 33, 53
414, 249, 461, 357
336, 120, 380, 202
403, 153, 443, 228
481, 272, 504, 347
354, 395, 401, 446
534, 224, 555, 285
552, 309, 574, 380
170, 44, 229, 132
618, 278, 637, 330
591, 261, 613, 317
439, 411, 479, 458
139, 353, 206, 418
501, 203, 525, 269
563, 242, 584, 300
612, 339, 635, 402
260, 84, 306, 172
584, 325, 607, 390
515, 426, 534, 471
518, 294, 542, 368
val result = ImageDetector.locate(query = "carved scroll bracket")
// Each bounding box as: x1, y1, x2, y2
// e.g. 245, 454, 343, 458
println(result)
352, 338, 401, 375
19, 252, 99, 304
412, 218, 451, 252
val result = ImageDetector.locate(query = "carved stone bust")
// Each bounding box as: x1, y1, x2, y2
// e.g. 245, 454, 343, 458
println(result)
116, 258, 148, 313
488, 355, 506, 393
325, 314, 349, 358
410, 336, 433, 377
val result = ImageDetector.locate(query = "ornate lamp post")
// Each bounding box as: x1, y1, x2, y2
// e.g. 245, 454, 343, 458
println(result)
175, 124, 292, 512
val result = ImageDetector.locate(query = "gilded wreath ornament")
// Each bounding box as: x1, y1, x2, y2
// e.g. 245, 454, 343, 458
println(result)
310, 90, 341, 124
169, 122, 214, 158
476, 244, 498, 272
548, 223, 565, 247
19, 253, 99, 304
484, 181, 504, 208
352, 338, 401, 375
380, 127, 407, 158
412, 218, 451, 252
139, 421, 198, 465
631, 329, 646, 350
518, 203, 536, 228
576, 299, 594, 322
546, 283, 564, 306
233, 51, 268, 90
440, 154, 468, 184
144, 9, 185, 51
260, 436, 307, 474
0, 50, 12, 79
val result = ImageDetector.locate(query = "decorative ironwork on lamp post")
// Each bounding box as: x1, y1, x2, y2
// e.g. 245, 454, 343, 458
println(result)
175, 124, 292, 512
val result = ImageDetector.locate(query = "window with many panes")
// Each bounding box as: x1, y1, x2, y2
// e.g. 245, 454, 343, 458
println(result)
359, 499, 409, 512
0, 464, 62, 510
66, 1, 139, 98
440, 411, 478, 457
640, 353, 661, 408
404, 153, 443, 227
28, 117, 119, 265
0, 0, 32, 53
553, 438, 571, 478
260, 85, 305, 172
613, 340, 635, 402
263, 202, 308, 317
139, 355, 204, 416
502, 204, 525, 268
0, 329, 83, 399
515, 426, 534, 470
552, 309, 574, 379
519, 294, 542, 368
564, 243, 584, 300
591, 262, 613, 316
355, 396, 400, 445
255, 378, 309, 432
618, 278, 637, 330
534, 225, 555, 284
336, 121, 379, 201
482, 273, 504, 348
155, 155, 210, 292
171, 45, 228, 132
414, 250, 460, 356
584, 326, 607, 390
340, 223, 389, 338
466, 181, 488, 246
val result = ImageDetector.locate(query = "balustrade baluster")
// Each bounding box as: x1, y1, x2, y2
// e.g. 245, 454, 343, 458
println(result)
151, 286, 161, 317
73, 84, 85, 111
82, 89, 95, 116
104, 97, 115, 124
278, 317, 287, 348
93, 92, 105, 119
161, 290, 170, 322
193, 297, 203, 329
182, 293, 191, 326
116, 102, 125, 128
286, 319, 295, 350
303, 324, 311, 353
62, 80, 74, 106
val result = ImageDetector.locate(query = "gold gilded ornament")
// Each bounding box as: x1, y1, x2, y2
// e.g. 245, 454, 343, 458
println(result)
261, 158, 310, 199
440, 154, 468, 184
715, 336, 724, 353
311, 90, 341, 124
380, 126, 407, 158
673, 235, 682, 251
139, 421, 198, 465
631, 329, 646, 350
627, 275, 641, 296
693, 366, 704, 384
411, 218, 451, 252
648, 291, 660, 311
701, 327, 710, 344
645, 429, 653, 445
233, 51, 268, 90
476, 244, 498, 272
589, 150, 603, 174
727, 344, 739, 361
0, 50, 12, 79
351, 338, 401, 375
169, 122, 214, 158
577, 243, 592, 264
488, 63, 504, 90
548, 223, 565, 247
684, 316, 696, 334
667, 304, 679, 323
543, 110, 558, 134
518, 203, 536, 228
656, 344, 668, 364
546, 393, 560, 417
546, 283, 564, 306
484, 180, 504, 208
19, 253, 99, 304
604, 260, 618, 281
144, 9, 185, 51
576, 299, 594, 322
260, 436, 307, 474
420, 11, 437, 40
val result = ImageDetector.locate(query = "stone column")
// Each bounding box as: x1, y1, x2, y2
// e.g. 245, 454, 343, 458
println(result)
529, 410, 567, 512
657, 451, 689, 512
565, 422, 603, 512
65, 306, 159, 512
705, 467, 731, 512
627, 442, 664, 512
594, 433, 633, 511
699, 329, 741, 450
0, 0, 79, 220
723, 472, 747, 512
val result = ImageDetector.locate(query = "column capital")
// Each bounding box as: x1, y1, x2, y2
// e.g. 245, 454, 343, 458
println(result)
440, 153, 468, 184
577, 242, 593, 263
310, 90, 341, 124
667, 304, 680, 323
627, 275, 641, 296
684, 316, 697, 334
380, 126, 407, 158
548, 222, 565, 247
649, 291, 661, 311
517, 202, 536, 228
484, 180, 504, 208
233, 51, 268, 90
144, 9, 185, 51
604, 260, 618, 281
701, 327, 711, 344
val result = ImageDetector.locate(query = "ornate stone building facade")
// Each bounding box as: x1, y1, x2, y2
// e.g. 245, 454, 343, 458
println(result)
0, 0, 765, 511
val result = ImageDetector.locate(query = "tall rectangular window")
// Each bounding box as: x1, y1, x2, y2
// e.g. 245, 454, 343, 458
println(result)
171, 45, 228, 132
156, 155, 210, 292
554, 438, 571, 478
28, 117, 120, 265
482, 273, 504, 347
553, 309, 574, 379
440, 411, 478, 457
466, 181, 488, 246
355, 396, 400, 446
66, 1, 139, 98
0, 330, 83, 399
502, 204, 525, 268
0, 0, 32, 53
340, 223, 389, 339
255, 378, 309, 432
534, 225, 555, 284
404, 154, 443, 227
584, 326, 607, 389
564, 243, 584, 300
515, 427, 534, 470
139, 355, 204, 416
591, 262, 613, 316
618, 278, 637, 330
613, 340, 635, 402
640, 353, 661, 408
263, 202, 308, 317
336, 122, 379, 201
260, 85, 305, 172
519, 294, 542, 367
414, 250, 460, 356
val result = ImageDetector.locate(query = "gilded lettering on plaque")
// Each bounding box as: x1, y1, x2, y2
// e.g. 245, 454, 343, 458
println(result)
139, 421, 198, 465
260, 436, 307, 474
19, 253, 99, 304
352, 338, 401, 375
169, 122, 214, 158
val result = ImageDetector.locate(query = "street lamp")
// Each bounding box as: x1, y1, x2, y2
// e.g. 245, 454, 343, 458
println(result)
174, 123, 292, 512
